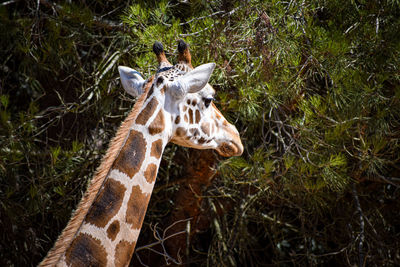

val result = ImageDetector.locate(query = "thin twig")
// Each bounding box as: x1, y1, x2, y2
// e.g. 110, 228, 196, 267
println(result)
1, 0, 18, 6
179, 11, 225, 26
352, 184, 365, 267
135, 219, 192, 266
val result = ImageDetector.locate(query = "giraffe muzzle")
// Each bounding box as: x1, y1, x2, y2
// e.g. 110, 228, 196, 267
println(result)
217, 140, 243, 157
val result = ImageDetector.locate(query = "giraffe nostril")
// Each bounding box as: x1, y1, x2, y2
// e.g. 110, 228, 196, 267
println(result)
217, 141, 243, 157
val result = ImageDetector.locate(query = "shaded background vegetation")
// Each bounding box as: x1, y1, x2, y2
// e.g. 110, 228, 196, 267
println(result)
1, 0, 400, 266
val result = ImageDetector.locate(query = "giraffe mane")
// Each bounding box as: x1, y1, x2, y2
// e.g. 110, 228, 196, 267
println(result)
39, 76, 154, 267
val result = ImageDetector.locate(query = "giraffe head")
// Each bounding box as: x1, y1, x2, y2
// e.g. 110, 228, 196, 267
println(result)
118, 40, 243, 157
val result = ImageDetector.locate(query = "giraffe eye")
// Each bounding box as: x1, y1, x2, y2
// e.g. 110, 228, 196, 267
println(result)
203, 97, 213, 108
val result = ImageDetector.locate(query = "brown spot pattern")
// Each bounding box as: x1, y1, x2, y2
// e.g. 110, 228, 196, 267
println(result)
188, 109, 193, 123
175, 127, 186, 137
189, 128, 200, 137
148, 110, 165, 135
126, 185, 151, 227
175, 115, 180, 124
136, 97, 158, 125
195, 110, 201, 123
115, 240, 135, 267
192, 100, 197, 106
144, 163, 158, 183
156, 76, 164, 87
184, 114, 188, 123
144, 76, 155, 91
201, 122, 211, 136
146, 86, 154, 100
113, 130, 146, 178
65, 233, 107, 267
107, 220, 120, 241
85, 179, 125, 228
151, 139, 163, 159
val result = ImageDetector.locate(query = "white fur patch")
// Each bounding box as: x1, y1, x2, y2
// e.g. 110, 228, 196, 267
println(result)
109, 169, 154, 195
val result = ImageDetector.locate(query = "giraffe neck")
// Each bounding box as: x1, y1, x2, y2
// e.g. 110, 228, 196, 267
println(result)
41, 88, 170, 267
59, 93, 169, 267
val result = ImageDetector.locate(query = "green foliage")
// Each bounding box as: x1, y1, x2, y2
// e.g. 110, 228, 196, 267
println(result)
1, 0, 400, 266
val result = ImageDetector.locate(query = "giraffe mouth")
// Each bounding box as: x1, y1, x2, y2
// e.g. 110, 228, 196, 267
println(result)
216, 141, 243, 157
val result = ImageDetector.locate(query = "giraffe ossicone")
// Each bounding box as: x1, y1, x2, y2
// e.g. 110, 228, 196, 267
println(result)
40, 40, 243, 267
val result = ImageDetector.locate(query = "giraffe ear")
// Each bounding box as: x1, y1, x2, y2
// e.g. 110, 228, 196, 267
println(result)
169, 63, 216, 97
118, 66, 145, 97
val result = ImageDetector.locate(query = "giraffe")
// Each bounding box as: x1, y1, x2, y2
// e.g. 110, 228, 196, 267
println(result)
39, 40, 243, 267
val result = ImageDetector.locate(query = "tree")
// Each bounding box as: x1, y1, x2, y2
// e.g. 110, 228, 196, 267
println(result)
1, 0, 399, 266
